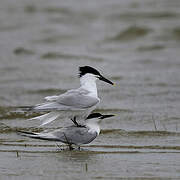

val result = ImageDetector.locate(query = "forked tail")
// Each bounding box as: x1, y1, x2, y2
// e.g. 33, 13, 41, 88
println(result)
17, 130, 59, 141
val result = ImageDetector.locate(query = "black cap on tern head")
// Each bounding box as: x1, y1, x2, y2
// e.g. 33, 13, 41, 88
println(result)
79, 66, 114, 85
86, 113, 115, 120
79, 66, 101, 77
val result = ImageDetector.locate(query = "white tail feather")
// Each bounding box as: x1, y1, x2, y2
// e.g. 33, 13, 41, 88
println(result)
28, 113, 51, 121
29, 112, 60, 126
40, 112, 59, 126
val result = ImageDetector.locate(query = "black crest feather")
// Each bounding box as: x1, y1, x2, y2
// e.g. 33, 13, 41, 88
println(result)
79, 66, 101, 77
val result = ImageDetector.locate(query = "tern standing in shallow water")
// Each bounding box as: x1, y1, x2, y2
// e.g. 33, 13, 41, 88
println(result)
19, 113, 114, 150
28, 66, 114, 126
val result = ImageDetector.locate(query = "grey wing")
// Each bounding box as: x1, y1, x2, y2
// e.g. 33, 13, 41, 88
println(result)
34, 88, 99, 111
43, 89, 82, 102
53, 126, 97, 145
56, 89, 99, 109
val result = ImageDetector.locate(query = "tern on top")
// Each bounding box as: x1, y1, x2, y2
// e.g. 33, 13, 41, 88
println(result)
29, 66, 114, 126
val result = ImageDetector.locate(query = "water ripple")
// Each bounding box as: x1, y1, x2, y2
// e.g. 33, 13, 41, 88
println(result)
106, 26, 152, 42
41, 52, 104, 62
108, 12, 180, 20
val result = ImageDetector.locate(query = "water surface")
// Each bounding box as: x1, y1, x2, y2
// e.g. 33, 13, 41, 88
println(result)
1, 0, 180, 179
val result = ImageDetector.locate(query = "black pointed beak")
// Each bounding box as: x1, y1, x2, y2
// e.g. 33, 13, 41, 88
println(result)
99, 75, 114, 85
100, 114, 115, 119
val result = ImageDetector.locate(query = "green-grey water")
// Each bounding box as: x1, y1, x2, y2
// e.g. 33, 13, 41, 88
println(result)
1, 0, 180, 179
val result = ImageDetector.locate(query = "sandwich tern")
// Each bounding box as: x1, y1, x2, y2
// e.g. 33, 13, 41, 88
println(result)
18, 113, 115, 150
28, 66, 114, 126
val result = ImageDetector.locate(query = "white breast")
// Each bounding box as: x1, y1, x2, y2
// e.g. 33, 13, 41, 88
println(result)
87, 123, 100, 135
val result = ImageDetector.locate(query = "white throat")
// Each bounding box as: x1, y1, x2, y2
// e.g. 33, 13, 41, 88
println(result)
80, 74, 98, 97
86, 121, 100, 135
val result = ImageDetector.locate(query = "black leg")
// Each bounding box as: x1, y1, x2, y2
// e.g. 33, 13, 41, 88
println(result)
55, 142, 63, 150
63, 133, 74, 151
68, 144, 74, 151
71, 116, 79, 126
71, 116, 86, 128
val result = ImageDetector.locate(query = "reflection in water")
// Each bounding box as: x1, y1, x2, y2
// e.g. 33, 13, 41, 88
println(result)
56, 150, 96, 163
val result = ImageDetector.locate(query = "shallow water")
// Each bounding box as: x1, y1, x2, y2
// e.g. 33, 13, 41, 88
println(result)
1, 0, 180, 179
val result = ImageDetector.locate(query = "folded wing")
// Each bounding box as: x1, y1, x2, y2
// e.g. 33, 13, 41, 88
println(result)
34, 88, 99, 111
